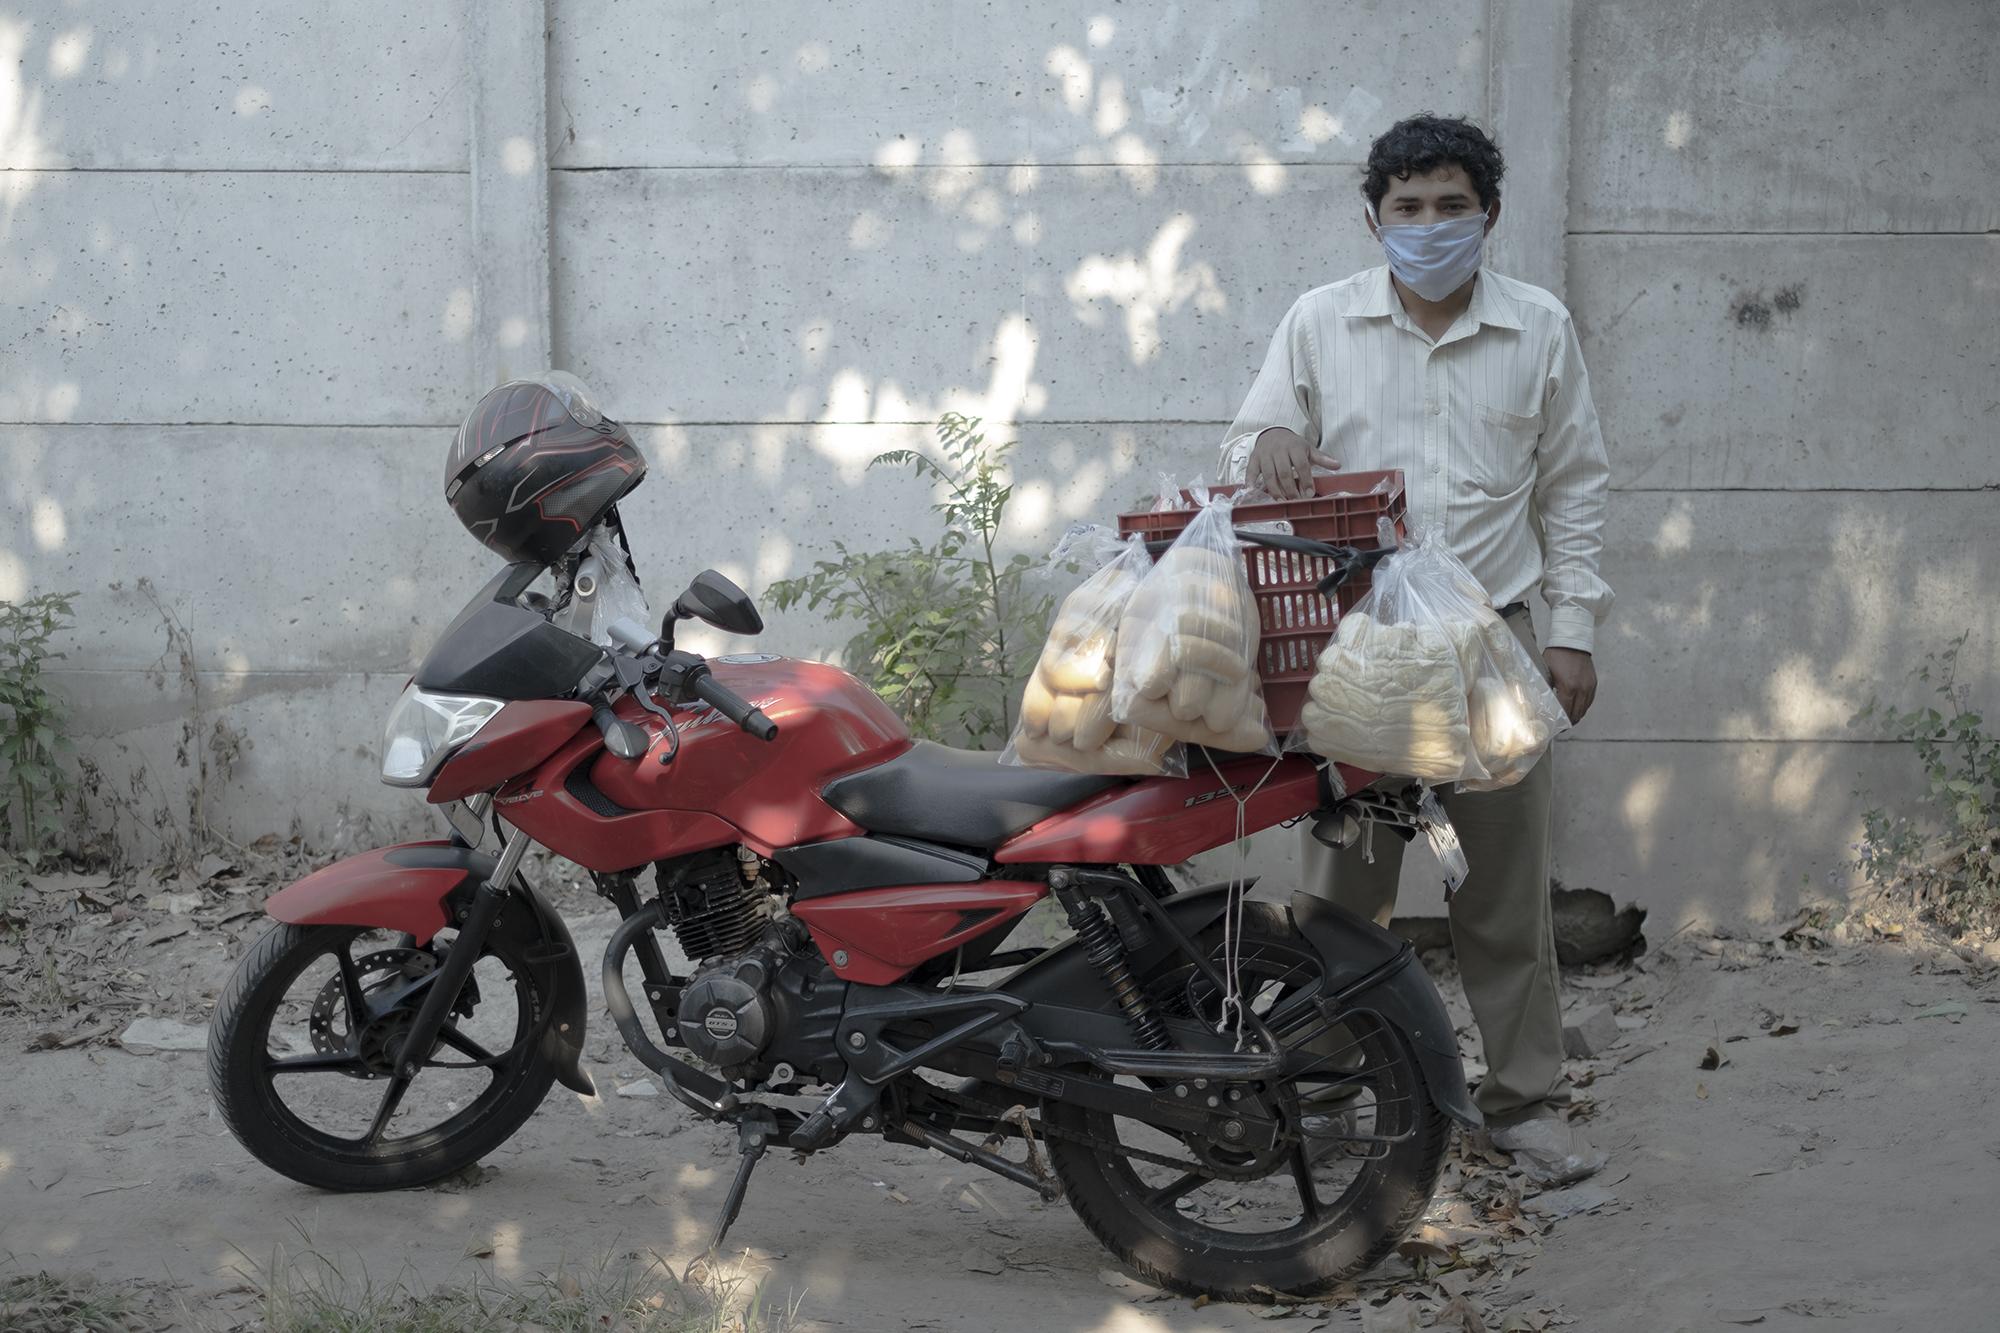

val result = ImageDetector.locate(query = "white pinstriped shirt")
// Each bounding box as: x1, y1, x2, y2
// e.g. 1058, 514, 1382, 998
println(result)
1219, 265, 1613, 653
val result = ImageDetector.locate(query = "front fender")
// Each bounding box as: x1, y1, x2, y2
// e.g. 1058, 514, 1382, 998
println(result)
267, 841, 473, 945
265, 841, 593, 1096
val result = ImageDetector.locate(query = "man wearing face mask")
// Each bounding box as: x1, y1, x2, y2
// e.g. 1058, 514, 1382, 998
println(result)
1221, 114, 1613, 1183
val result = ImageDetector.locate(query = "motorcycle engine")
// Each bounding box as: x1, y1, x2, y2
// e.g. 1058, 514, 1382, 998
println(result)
678, 952, 776, 1067
659, 848, 844, 1084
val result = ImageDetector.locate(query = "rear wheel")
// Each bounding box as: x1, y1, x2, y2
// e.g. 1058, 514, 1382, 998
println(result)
208, 921, 557, 1191
1046, 900, 1453, 1298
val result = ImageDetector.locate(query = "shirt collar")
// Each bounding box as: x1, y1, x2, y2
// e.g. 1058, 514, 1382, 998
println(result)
1342, 265, 1527, 332
1467, 270, 1526, 331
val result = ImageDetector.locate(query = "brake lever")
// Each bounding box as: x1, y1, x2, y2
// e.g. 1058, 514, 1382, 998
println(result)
592, 706, 648, 760
611, 653, 682, 765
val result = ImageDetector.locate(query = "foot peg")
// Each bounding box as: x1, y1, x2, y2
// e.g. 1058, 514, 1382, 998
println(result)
788, 1075, 880, 1152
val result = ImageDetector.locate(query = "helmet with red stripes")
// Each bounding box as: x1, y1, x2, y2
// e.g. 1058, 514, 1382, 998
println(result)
444, 371, 646, 566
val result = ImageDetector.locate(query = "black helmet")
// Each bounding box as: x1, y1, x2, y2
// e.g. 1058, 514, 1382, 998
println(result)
445, 371, 646, 565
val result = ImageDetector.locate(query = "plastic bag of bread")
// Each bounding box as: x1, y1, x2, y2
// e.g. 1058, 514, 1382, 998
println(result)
1110, 488, 1276, 755
1297, 609, 1472, 782
1002, 534, 1185, 777
1456, 608, 1570, 792
1297, 538, 1564, 787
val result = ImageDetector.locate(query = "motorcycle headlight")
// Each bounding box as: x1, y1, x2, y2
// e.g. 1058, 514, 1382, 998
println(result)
380, 683, 505, 787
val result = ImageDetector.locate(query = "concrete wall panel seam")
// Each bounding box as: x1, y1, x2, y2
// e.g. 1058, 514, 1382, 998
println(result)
470, 0, 555, 390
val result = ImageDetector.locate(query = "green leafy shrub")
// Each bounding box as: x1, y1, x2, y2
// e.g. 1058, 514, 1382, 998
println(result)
768, 414, 1051, 747
0, 590, 79, 863
1852, 632, 2000, 936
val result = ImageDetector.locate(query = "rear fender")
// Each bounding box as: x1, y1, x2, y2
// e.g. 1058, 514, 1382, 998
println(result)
265, 841, 592, 1096
1290, 892, 1480, 1127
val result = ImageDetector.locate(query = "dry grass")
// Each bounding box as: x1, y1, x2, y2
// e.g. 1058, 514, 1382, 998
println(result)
242, 1240, 800, 1333
0, 1267, 161, 1333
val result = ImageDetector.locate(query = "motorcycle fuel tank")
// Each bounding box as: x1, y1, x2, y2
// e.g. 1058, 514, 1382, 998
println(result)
497, 656, 912, 869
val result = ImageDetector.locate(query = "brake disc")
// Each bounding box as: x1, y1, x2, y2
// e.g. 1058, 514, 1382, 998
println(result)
308, 947, 437, 1077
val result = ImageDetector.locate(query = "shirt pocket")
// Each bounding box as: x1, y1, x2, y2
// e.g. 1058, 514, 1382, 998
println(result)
1465, 400, 1542, 495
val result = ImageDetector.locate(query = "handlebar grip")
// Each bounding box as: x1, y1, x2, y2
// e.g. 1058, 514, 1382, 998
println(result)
693, 672, 779, 742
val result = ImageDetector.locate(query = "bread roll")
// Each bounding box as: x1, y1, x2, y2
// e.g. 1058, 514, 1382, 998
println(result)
1169, 674, 1214, 722
1047, 691, 1082, 745
1117, 616, 1174, 698
1020, 672, 1055, 734
1072, 689, 1118, 750
1171, 606, 1254, 645
1039, 633, 1115, 694
1202, 674, 1252, 733
1120, 691, 1272, 754
1170, 635, 1252, 682
1012, 727, 1175, 776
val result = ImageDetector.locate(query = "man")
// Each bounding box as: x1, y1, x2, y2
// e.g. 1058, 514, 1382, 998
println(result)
1220, 114, 1613, 1183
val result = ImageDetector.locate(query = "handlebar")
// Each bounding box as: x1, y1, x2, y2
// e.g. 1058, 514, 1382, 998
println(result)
590, 620, 779, 745
691, 671, 779, 742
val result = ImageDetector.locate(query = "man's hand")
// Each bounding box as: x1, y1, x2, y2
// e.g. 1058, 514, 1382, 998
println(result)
1246, 427, 1340, 499
1545, 647, 1597, 725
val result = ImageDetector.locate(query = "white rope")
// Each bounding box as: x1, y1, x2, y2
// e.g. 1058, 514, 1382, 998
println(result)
1203, 748, 1286, 1051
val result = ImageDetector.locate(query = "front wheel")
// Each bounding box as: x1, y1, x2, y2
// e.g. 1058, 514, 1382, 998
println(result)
208, 921, 558, 1191
1046, 900, 1453, 1298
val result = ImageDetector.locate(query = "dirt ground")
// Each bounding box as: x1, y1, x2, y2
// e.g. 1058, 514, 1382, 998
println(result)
2, 859, 1997, 1332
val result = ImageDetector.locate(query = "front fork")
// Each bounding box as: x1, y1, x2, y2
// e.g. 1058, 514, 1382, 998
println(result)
389, 826, 532, 1078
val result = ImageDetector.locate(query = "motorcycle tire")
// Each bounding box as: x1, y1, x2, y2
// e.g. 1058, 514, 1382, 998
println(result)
1044, 900, 1453, 1299
209, 921, 557, 1192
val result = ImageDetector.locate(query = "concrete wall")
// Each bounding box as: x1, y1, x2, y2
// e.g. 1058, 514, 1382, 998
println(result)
1, 3, 478, 851
3, 2, 1994, 927
1554, 0, 2000, 925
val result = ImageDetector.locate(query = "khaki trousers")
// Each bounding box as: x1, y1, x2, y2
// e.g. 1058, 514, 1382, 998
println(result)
1300, 608, 1568, 1126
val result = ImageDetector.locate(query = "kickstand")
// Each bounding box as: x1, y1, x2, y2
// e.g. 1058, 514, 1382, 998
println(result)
707, 1107, 778, 1256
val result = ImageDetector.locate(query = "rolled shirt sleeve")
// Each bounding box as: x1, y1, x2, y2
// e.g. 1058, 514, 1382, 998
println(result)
1217, 295, 1323, 483
1535, 315, 1615, 653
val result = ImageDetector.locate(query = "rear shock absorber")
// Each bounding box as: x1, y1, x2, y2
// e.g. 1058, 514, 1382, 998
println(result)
1055, 881, 1170, 1051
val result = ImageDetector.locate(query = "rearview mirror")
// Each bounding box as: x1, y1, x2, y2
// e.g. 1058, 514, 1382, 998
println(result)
671, 569, 764, 637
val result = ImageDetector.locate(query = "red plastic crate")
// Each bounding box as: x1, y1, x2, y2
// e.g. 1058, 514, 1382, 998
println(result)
1114, 470, 1408, 734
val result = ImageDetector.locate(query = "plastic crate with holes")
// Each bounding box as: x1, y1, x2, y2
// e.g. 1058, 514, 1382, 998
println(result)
1115, 470, 1408, 735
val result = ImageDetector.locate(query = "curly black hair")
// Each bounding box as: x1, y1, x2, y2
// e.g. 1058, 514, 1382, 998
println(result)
1362, 114, 1505, 210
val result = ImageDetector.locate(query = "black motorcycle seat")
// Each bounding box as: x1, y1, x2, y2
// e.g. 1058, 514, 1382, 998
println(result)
821, 741, 1123, 850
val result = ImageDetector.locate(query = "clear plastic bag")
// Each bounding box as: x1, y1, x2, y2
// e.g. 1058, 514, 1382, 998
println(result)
1110, 489, 1276, 755
1002, 534, 1184, 777
1296, 538, 1565, 788
553, 525, 652, 649
1457, 606, 1571, 792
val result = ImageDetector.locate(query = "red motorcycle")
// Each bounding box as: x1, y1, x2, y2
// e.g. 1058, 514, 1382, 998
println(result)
209, 374, 1474, 1299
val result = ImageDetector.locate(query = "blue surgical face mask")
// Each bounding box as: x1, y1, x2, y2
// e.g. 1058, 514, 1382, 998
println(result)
1368, 204, 1491, 301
